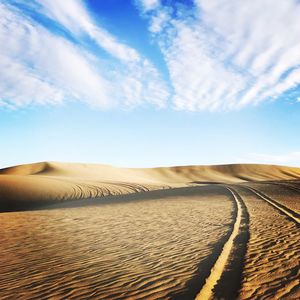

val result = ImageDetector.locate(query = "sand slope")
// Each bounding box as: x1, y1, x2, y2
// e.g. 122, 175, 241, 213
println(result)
236, 185, 300, 299
1, 161, 300, 210
0, 170, 299, 299
0, 188, 234, 299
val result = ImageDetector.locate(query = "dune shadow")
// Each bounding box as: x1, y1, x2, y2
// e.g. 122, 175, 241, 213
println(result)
0, 184, 227, 213
191, 181, 224, 185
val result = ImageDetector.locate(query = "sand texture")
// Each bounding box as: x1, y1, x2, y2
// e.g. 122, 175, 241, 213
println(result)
235, 184, 300, 299
0, 163, 300, 299
1, 161, 300, 210
0, 187, 234, 299
248, 181, 300, 215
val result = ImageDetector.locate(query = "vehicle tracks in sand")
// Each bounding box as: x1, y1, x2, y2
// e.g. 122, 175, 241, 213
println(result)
267, 181, 300, 194
243, 185, 300, 226
195, 185, 249, 300
204, 184, 300, 300
236, 184, 300, 299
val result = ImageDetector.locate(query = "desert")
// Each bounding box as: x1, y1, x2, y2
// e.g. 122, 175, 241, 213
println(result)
2, 0, 300, 299
0, 162, 299, 299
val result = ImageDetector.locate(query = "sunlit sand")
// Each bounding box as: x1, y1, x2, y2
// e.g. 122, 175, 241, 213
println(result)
0, 162, 299, 299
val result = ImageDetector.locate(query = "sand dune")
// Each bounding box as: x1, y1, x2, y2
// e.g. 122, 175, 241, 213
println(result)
2, 161, 300, 181
0, 162, 299, 299
0, 187, 234, 299
1, 161, 300, 211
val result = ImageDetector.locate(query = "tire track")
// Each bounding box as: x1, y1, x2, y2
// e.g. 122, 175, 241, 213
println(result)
237, 184, 300, 299
266, 181, 300, 194
195, 186, 248, 300
243, 185, 300, 225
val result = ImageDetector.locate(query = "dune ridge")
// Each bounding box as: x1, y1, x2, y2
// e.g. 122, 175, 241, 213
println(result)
1, 161, 300, 210
2, 161, 300, 181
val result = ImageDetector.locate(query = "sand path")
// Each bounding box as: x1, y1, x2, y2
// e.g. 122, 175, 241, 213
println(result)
250, 181, 300, 215
270, 181, 300, 193
195, 186, 245, 300
237, 186, 300, 299
244, 186, 300, 224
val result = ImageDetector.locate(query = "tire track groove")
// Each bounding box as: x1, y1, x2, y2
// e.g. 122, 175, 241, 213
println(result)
243, 186, 300, 225
195, 185, 248, 300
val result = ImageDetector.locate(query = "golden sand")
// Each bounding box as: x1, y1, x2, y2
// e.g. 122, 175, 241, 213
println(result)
0, 163, 299, 299
236, 185, 300, 299
0, 188, 233, 299
1, 161, 300, 210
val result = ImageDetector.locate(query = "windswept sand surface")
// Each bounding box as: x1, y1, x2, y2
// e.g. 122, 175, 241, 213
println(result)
235, 184, 300, 299
0, 187, 234, 299
0, 163, 300, 299
248, 181, 300, 215
1, 161, 300, 210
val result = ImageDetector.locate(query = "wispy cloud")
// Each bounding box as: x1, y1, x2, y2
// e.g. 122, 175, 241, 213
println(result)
0, 0, 168, 109
34, 0, 141, 62
140, 0, 300, 111
2, 0, 300, 111
137, 0, 160, 12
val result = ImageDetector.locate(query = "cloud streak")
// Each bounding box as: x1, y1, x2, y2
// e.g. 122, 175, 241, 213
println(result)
141, 0, 300, 111
0, 1, 168, 109
1, 0, 300, 111
137, 0, 160, 12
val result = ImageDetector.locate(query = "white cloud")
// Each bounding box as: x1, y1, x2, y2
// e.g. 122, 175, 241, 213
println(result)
163, 23, 245, 111
34, 0, 140, 62
0, 55, 64, 108
149, 10, 169, 33
0, 1, 169, 109
141, 0, 300, 111
137, 0, 160, 12
0, 3, 111, 108
3, 0, 300, 112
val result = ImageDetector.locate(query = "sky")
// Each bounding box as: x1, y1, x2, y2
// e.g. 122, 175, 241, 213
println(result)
1, 0, 300, 168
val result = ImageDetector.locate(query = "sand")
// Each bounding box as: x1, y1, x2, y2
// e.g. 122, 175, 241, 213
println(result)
0, 186, 233, 299
1, 161, 300, 211
196, 187, 243, 300
235, 184, 300, 299
248, 181, 300, 215
0, 162, 300, 299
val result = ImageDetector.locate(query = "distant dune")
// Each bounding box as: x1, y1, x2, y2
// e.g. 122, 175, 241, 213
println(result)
1, 161, 300, 210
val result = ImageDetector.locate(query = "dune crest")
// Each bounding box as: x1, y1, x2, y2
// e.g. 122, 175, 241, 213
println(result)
1, 161, 300, 211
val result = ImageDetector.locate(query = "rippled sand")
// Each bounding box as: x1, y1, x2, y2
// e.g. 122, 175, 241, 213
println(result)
249, 181, 300, 214
1, 162, 300, 299
2, 162, 300, 211
237, 185, 300, 300
0, 188, 233, 299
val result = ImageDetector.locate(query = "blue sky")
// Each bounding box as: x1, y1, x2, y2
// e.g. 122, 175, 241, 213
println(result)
1, 0, 300, 168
